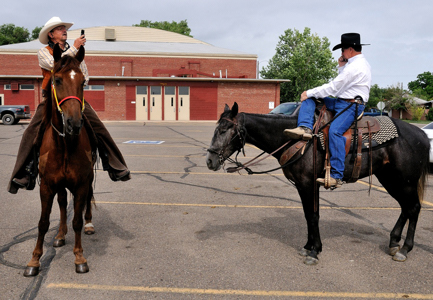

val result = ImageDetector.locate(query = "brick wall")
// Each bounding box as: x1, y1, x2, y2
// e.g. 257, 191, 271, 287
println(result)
0, 53, 283, 121
217, 82, 280, 118
0, 79, 42, 111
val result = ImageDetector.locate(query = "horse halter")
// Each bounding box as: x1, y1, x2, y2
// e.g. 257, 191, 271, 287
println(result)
51, 78, 85, 114
50, 71, 85, 137
207, 116, 246, 166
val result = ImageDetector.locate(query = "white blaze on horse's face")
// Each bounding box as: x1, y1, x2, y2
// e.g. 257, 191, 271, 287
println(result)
70, 70, 76, 80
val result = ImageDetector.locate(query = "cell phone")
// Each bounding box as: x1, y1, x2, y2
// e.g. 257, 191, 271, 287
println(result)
81, 29, 85, 36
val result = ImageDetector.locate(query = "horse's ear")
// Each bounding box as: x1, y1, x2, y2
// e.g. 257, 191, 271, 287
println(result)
53, 43, 62, 63
76, 46, 85, 63
224, 104, 230, 112
230, 102, 238, 118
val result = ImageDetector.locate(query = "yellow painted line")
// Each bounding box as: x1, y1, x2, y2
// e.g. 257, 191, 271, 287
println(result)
94, 201, 421, 211
357, 180, 433, 207
46, 283, 433, 299
96, 170, 283, 176
356, 180, 386, 192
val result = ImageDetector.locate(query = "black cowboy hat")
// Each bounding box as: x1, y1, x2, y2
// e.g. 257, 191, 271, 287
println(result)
332, 33, 370, 51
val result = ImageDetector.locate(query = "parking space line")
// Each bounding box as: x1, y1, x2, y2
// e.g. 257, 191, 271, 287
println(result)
93, 201, 430, 211
46, 283, 433, 299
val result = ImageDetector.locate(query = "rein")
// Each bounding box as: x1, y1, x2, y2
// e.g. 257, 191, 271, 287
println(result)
209, 115, 312, 175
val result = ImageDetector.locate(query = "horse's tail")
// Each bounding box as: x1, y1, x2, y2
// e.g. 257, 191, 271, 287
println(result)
418, 161, 429, 205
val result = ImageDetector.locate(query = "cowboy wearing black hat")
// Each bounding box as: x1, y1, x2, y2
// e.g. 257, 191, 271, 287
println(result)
284, 33, 371, 189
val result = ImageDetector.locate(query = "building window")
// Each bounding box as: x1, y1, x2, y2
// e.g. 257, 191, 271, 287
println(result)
4, 84, 11, 90
179, 86, 189, 95
150, 86, 161, 95
84, 85, 105, 90
165, 86, 175, 95
20, 84, 34, 90
136, 86, 147, 95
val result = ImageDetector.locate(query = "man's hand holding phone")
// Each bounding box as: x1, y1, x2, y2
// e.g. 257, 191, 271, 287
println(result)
74, 29, 86, 49
338, 56, 348, 67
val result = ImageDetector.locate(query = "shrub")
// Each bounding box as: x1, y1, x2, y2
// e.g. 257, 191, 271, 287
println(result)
427, 107, 433, 121
410, 106, 425, 121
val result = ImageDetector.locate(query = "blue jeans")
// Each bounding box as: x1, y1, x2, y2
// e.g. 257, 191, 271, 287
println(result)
297, 97, 365, 180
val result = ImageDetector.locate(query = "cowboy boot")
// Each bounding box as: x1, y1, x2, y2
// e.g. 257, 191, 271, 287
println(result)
12, 159, 37, 190
98, 142, 130, 182
316, 177, 343, 189
283, 126, 313, 140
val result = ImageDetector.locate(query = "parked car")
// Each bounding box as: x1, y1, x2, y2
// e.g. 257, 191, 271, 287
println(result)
269, 102, 301, 116
363, 108, 386, 117
0, 105, 31, 125
421, 122, 433, 169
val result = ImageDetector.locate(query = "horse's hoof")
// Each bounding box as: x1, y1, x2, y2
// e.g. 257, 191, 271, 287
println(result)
23, 266, 39, 277
75, 262, 89, 273
53, 239, 66, 247
389, 246, 400, 256
84, 224, 95, 235
304, 256, 319, 265
299, 248, 310, 257
392, 251, 407, 262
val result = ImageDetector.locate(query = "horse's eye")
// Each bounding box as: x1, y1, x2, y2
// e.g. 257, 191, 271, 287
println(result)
55, 78, 62, 85
219, 127, 227, 134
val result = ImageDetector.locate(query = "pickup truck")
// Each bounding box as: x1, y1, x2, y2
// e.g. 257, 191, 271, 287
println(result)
363, 108, 386, 117
0, 105, 32, 125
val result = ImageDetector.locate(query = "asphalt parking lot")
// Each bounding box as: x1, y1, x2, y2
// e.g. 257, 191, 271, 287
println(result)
1, 120, 433, 300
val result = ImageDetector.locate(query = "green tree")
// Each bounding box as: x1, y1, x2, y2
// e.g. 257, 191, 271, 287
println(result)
31, 26, 42, 41
0, 23, 30, 45
383, 83, 409, 119
260, 27, 337, 102
408, 71, 433, 100
133, 20, 192, 37
367, 84, 386, 109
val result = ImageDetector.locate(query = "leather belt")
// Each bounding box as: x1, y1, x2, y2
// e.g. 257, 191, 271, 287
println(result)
339, 98, 364, 104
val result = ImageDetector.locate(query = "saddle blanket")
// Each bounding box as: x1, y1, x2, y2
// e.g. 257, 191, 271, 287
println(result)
319, 116, 399, 151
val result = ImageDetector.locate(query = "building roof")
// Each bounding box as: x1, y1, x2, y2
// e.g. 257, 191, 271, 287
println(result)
0, 26, 257, 60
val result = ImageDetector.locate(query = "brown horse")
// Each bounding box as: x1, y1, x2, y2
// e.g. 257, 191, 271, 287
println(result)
24, 44, 95, 276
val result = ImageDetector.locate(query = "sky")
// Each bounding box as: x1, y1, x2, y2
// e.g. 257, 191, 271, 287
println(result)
1, 0, 432, 89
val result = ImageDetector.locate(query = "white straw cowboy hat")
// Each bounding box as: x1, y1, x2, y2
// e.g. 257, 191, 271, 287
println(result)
38, 16, 74, 44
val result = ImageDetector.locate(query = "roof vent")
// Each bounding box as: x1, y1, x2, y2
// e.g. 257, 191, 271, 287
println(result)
105, 28, 116, 41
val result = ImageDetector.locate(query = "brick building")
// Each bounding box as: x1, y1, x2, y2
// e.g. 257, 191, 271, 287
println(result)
0, 26, 286, 121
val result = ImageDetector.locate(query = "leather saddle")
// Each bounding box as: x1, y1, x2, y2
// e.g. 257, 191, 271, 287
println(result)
319, 110, 380, 155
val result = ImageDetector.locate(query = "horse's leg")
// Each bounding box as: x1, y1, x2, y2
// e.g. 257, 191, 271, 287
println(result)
84, 194, 95, 235
394, 207, 420, 262
297, 183, 321, 265
24, 183, 55, 277
388, 213, 407, 256
53, 188, 68, 247
376, 169, 421, 262
72, 187, 90, 273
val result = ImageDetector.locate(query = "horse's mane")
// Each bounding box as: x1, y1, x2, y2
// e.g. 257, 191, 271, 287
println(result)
217, 110, 297, 125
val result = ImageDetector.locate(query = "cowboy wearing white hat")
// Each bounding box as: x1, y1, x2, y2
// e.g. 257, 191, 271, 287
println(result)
8, 17, 131, 194
37, 16, 87, 91
38, 16, 74, 44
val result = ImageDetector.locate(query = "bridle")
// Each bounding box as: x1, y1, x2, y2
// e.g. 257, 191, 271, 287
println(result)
50, 70, 85, 137
207, 116, 246, 167
207, 114, 312, 175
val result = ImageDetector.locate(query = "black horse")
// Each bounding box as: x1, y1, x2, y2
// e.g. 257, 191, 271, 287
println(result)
206, 102, 430, 265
